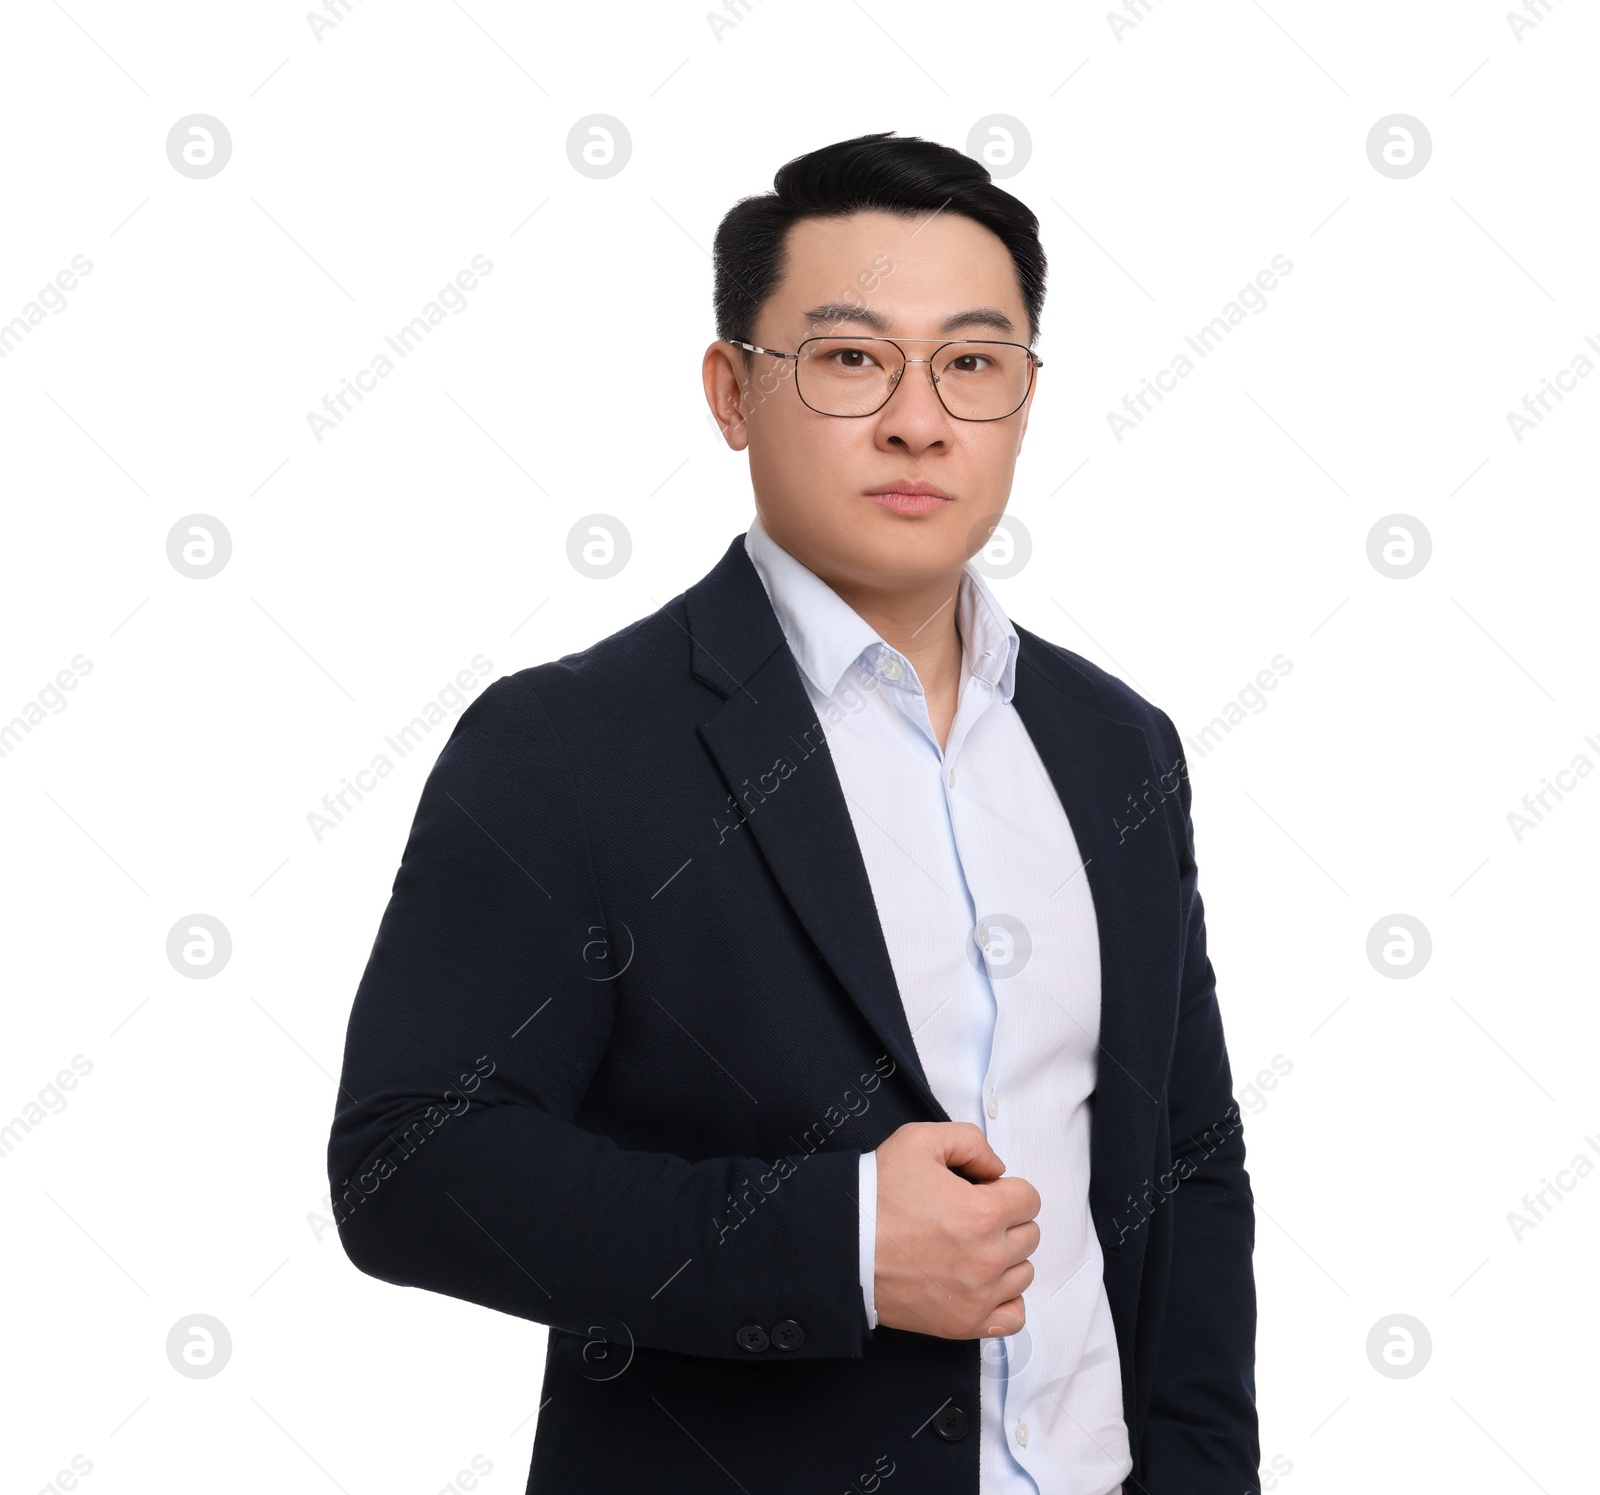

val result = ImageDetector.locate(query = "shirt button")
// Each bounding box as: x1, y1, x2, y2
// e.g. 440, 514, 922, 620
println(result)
879, 657, 903, 681
986, 1094, 998, 1119
947, 766, 956, 788
1016, 1420, 1029, 1446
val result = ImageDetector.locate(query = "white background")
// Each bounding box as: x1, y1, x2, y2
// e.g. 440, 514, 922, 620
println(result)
1, 0, 1595, 1491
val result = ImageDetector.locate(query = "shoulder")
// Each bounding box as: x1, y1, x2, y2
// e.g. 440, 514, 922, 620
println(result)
1014, 621, 1183, 767
457, 594, 699, 738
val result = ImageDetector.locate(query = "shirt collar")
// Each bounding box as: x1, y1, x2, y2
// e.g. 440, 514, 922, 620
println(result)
743, 511, 1019, 703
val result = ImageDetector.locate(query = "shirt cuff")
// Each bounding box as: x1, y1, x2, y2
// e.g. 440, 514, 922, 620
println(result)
858, 1148, 878, 1332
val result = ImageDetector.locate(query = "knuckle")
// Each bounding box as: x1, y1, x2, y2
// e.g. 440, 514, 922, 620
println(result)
968, 1194, 1003, 1236
972, 1241, 1007, 1282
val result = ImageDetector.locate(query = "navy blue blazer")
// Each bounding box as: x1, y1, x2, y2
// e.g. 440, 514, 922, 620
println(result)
327, 533, 1258, 1494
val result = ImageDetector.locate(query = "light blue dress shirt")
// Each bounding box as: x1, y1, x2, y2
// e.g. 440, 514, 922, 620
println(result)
744, 515, 1132, 1495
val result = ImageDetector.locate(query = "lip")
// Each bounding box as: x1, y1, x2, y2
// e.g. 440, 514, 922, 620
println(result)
863, 480, 953, 516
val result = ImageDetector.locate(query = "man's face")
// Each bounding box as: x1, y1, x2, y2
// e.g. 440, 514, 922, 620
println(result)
703, 209, 1037, 596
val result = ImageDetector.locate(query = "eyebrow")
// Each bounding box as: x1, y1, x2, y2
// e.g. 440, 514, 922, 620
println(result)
799, 303, 1019, 337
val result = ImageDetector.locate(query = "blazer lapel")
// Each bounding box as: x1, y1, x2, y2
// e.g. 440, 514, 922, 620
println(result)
1009, 629, 1181, 1260
685, 536, 952, 1124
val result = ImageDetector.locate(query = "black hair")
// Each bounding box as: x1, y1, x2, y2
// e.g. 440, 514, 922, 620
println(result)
712, 131, 1047, 364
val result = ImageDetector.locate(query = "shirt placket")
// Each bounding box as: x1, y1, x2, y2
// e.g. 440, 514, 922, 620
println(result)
956, 759, 1037, 1484
874, 644, 1034, 1485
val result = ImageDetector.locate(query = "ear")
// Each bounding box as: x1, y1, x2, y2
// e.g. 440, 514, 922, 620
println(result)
701, 342, 752, 452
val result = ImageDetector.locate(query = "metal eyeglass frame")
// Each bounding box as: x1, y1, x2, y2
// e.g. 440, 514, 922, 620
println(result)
726, 335, 1043, 422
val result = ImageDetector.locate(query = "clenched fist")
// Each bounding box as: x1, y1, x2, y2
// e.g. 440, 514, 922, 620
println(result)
872, 1121, 1041, 1340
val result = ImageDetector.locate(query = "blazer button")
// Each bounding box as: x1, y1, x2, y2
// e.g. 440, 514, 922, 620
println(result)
771, 1319, 805, 1351
932, 1405, 969, 1442
736, 1324, 769, 1352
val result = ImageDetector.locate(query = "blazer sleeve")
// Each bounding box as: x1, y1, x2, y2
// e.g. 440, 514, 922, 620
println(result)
1140, 709, 1261, 1491
326, 671, 870, 1362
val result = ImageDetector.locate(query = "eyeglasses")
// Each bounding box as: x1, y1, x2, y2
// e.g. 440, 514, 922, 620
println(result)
728, 335, 1043, 421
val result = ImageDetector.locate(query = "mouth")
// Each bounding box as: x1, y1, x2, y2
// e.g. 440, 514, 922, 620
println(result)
863, 481, 953, 516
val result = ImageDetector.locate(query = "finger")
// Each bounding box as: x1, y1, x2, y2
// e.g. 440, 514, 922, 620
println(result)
1002, 1219, 1042, 1260
979, 1175, 1044, 1227
982, 1293, 1027, 1337
998, 1258, 1035, 1297
938, 1123, 1005, 1182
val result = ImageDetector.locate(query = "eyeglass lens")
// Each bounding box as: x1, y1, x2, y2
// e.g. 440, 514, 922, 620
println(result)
795, 338, 1032, 419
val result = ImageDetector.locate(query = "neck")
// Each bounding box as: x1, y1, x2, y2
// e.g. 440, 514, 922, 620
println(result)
829, 571, 966, 700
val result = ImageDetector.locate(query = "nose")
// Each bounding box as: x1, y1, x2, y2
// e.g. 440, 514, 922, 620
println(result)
876, 357, 952, 449
887, 357, 940, 396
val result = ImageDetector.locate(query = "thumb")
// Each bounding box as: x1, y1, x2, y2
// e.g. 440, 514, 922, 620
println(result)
936, 1122, 1005, 1183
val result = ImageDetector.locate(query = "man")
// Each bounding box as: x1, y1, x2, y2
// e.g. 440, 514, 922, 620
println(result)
328, 131, 1257, 1495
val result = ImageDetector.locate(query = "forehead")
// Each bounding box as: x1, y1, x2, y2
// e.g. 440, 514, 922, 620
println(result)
767, 209, 1026, 332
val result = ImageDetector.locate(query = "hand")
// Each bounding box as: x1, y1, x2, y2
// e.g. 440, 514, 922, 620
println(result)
872, 1121, 1041, 1340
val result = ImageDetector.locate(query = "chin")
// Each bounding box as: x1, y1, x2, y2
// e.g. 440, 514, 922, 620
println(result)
854, 526, 967, 578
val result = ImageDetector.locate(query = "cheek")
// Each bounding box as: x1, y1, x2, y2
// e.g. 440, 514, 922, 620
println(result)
957, 432, 1024, 495
753, 401, 866, 473
987, 420, 1028, 459
746, 418, 861, 526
